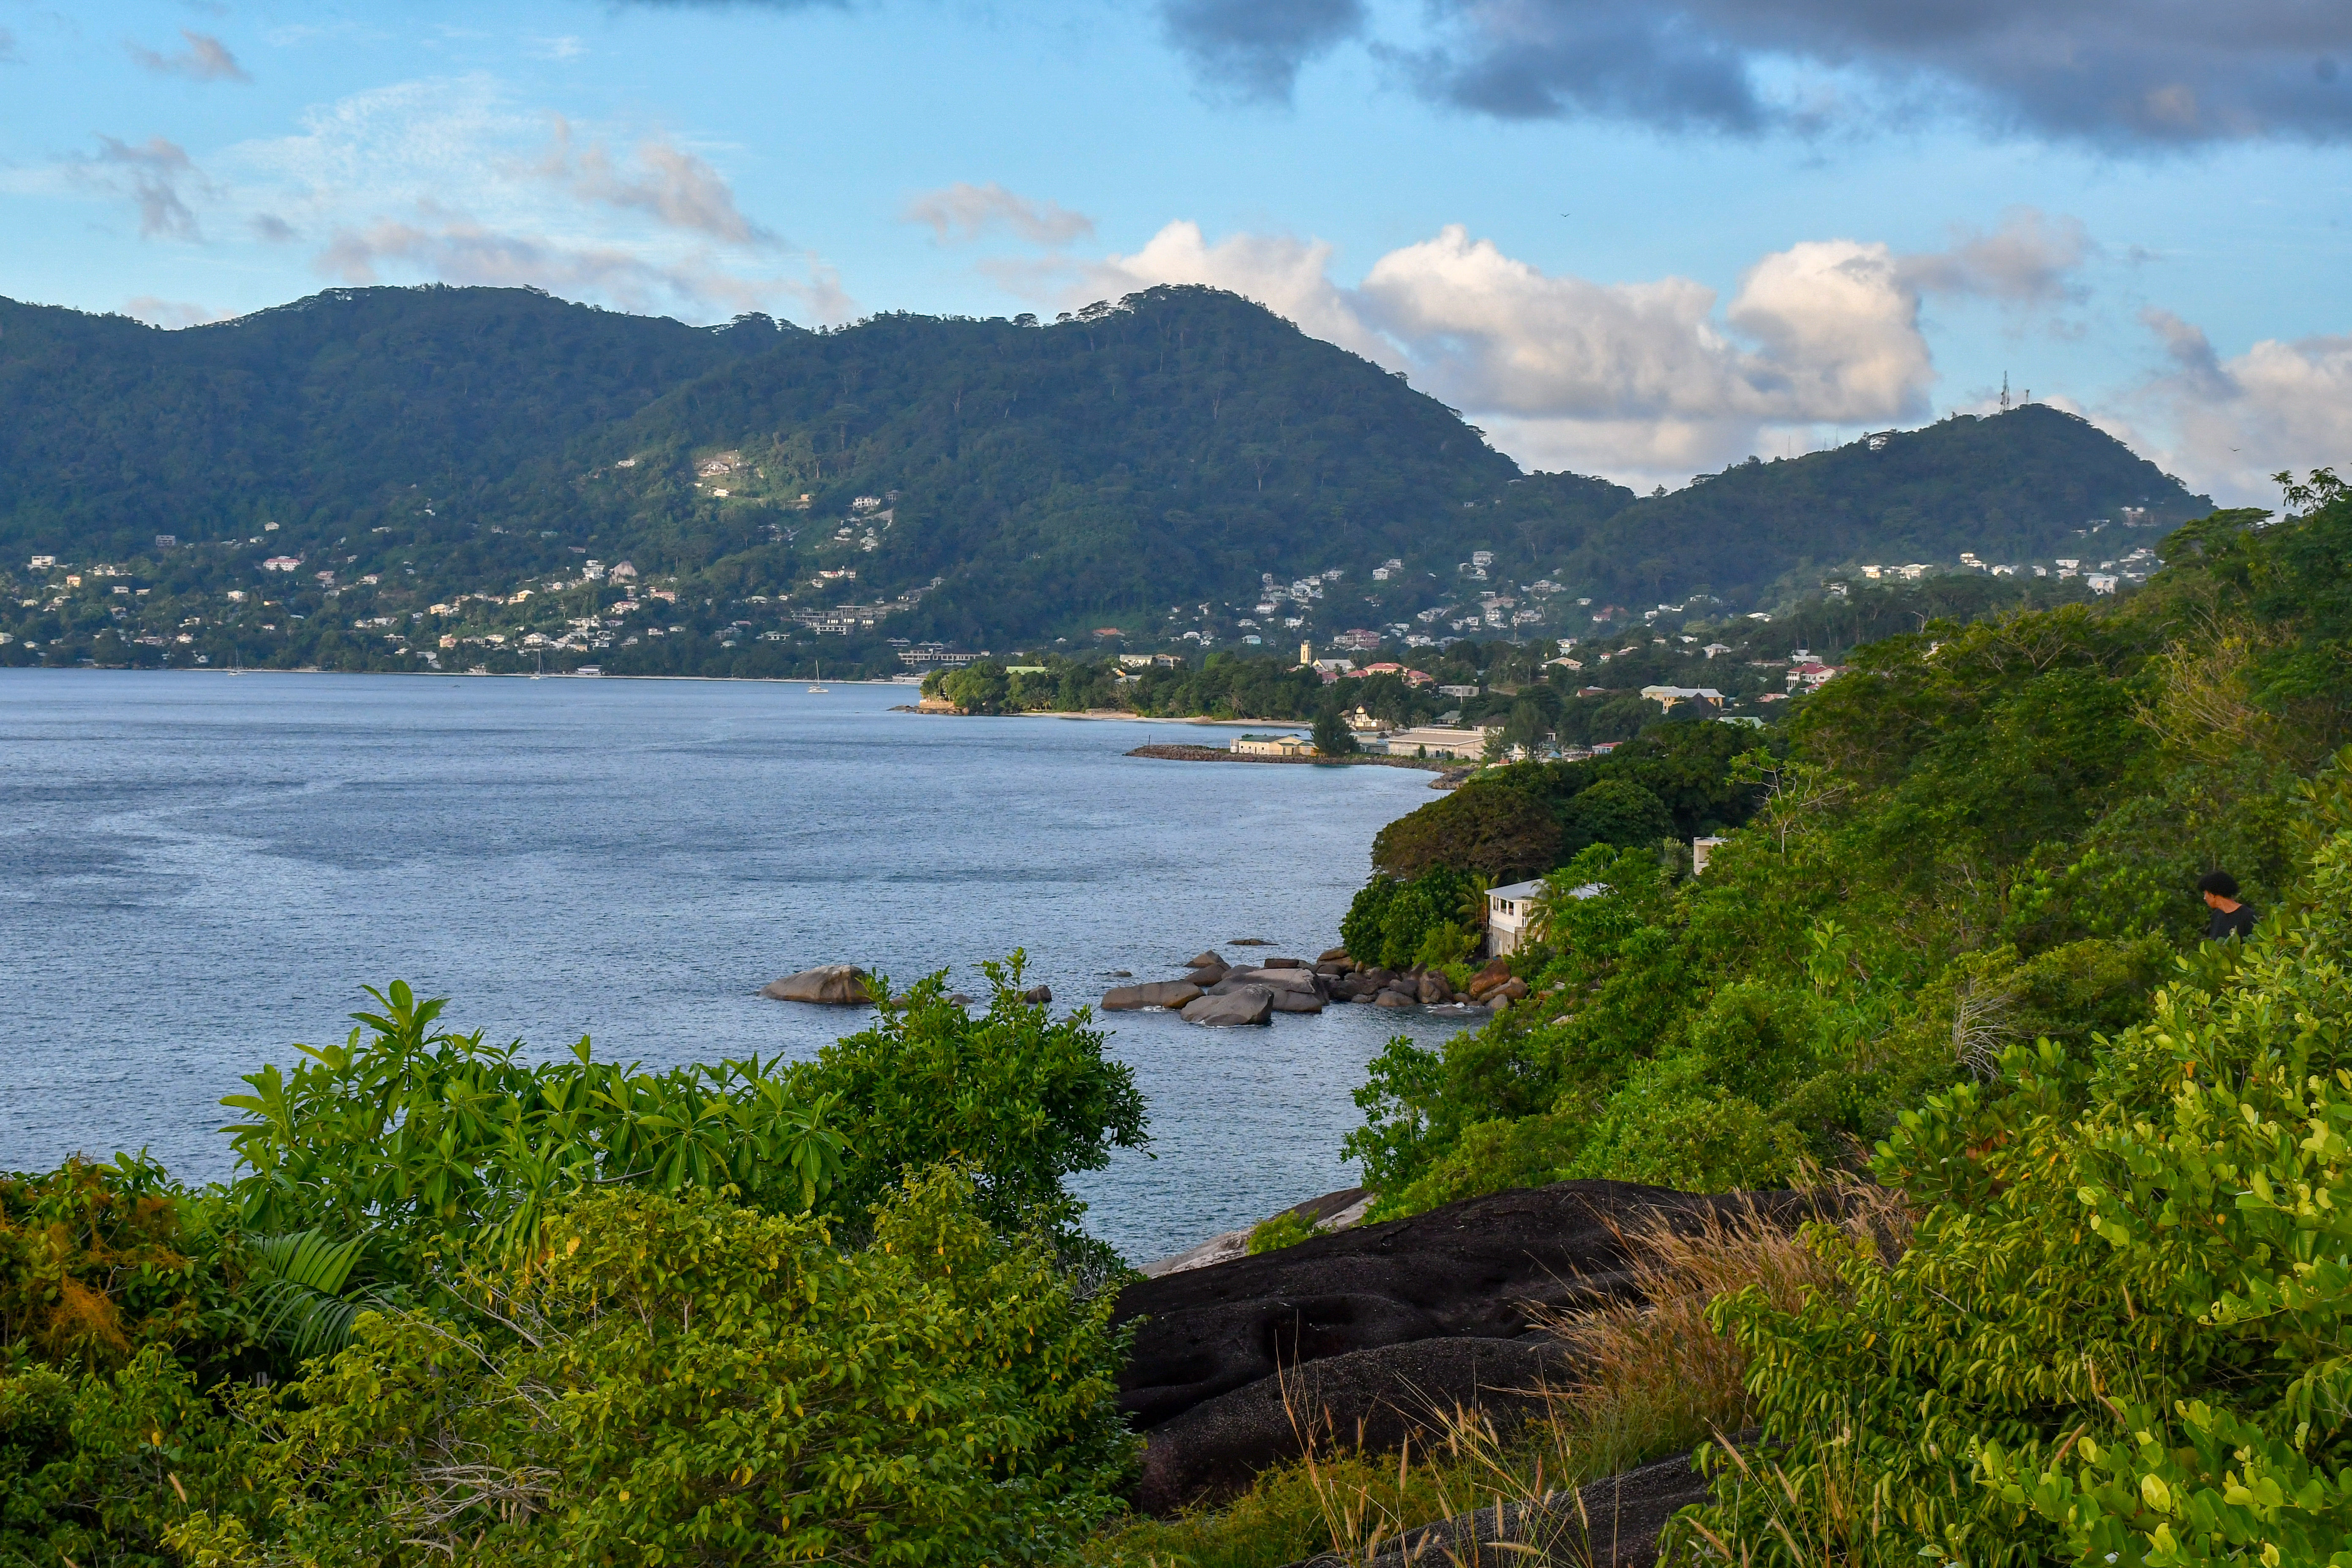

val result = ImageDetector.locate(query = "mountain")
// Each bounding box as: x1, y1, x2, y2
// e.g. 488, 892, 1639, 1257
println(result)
0, 284, 2211, 675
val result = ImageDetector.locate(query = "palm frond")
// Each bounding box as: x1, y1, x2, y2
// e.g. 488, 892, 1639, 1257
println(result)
244, 1228, 382, 1360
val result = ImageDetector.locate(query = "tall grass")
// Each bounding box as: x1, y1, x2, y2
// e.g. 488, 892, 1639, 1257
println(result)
1078, 1188, 1909, 1568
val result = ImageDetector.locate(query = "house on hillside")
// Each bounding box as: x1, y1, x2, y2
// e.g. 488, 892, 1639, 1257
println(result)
1786, 661, 1842, 691
1487, 877, 1603, 957
1639, 685, 1724, 712
1486, 880, 1543, 957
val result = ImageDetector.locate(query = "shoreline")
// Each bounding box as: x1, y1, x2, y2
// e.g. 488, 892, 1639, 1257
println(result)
1126, 743, 1469, 781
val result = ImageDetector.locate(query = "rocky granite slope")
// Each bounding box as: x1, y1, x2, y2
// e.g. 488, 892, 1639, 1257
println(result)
1111, 1179, 1814, 1514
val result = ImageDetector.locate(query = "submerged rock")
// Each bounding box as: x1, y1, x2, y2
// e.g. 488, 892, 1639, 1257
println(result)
760, 966, 873, 1005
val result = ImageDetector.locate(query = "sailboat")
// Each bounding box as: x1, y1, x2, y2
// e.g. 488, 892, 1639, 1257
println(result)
806, 659, 828, 694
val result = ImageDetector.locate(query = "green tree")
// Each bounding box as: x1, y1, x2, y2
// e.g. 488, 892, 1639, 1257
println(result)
1370, 782, 1562, 882
795, 958, 1148, 1238
1311, 707, 1359, 757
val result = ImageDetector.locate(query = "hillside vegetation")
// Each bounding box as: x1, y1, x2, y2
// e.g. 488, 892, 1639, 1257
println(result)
1315, 471, 2352, 1563
0, 284, 2202, 673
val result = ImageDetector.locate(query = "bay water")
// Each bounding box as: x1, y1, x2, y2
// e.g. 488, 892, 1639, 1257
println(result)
0, 670, 1458, 1261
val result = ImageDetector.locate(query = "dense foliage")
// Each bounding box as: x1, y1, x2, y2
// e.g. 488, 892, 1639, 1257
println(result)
0, 960, 1146, 1566
1326, 472, 2352, 1560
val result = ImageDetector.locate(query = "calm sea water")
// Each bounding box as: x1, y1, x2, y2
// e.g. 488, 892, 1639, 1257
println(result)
0, 670, 1457, 1261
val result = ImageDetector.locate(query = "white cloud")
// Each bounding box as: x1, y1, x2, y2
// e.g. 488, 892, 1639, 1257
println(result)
903, 182, 1095, 248
2130, 310, 2352, 502
1063, 210, 2105, 483
1899, 207, 2093, 304
314, 201, 850, 322
530, 117, 776, 248
123, 297, 232, 329
75, 136, 209, 241
126, 30, 250, 84
200, 76, 843, 323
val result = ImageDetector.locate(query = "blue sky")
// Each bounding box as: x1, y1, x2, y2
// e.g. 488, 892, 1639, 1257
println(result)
4, 0, 2348, 497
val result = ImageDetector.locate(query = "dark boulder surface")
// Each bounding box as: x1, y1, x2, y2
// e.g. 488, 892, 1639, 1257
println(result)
1281, 1449, 1719, 1568
1136, 1337, 1572, 1513
1114, 1181, 1812, 1512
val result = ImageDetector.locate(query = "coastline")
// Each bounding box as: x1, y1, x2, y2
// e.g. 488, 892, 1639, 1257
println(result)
1126, 743, 1467, 779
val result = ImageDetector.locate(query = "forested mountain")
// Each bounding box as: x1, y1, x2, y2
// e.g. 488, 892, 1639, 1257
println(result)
0, 283, 2209, 674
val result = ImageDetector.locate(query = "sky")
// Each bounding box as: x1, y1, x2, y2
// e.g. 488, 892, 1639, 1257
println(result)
3, 0, 2349, 500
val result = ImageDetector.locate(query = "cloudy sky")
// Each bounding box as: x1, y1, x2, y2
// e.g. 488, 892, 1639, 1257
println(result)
5, 0, 2349, 498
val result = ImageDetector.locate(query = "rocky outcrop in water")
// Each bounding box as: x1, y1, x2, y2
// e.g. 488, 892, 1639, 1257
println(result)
760, 966, 874, 1004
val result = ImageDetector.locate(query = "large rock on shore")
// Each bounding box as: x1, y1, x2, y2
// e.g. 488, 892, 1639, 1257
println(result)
1135, 1337, 1572, 1512
1179, 988, 1274, 1026
1113, 1180, 1821, 1510
1102, 981, 1205, 1011
760, 966, 874, 1005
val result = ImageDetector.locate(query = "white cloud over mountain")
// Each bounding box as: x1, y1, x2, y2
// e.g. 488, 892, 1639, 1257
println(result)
1081, 209, 2109, 479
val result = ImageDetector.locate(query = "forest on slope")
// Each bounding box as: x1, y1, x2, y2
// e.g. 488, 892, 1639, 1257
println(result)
0, 283, 2206, 673
1230, 471, 2352, 1565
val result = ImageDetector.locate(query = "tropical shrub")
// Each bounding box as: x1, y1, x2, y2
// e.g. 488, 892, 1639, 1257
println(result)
169, 1171, 1135, 1568
798, 958, 1149, 1238
1682, 809, 2352, 1567
219, 981, 847, 1269
1339, 866, 1484, 974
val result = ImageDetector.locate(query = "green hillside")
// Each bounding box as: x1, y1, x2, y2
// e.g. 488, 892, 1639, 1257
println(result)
0, 283, 2209, 675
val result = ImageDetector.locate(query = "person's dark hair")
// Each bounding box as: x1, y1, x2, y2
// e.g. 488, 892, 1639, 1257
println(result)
2197, 870, 2240, 898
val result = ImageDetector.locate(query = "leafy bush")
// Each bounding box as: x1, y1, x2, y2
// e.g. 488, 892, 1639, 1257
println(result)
1245, 1209, 1317, 1254
1678, 798, 2352, 1566
172, 1171, 1135, 1568
799, 958, 1148, 1239
220, 982, 847, 1267
1338, 866, 1484, 973
4, 956, 1155, 1568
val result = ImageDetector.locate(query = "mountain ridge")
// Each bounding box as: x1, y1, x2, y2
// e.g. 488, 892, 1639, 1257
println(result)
0, 283, 2212, 669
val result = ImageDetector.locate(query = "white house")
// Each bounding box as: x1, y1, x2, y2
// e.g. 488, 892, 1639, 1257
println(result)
1487, 877, 1604, 956
1692, 836, 1728, 874
1485, 880, 1543, 956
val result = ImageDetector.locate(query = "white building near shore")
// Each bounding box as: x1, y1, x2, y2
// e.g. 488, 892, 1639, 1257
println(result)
1375, 724, 1496, 760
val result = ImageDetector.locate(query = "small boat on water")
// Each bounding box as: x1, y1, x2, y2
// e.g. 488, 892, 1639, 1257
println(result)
806, 660, 828, 694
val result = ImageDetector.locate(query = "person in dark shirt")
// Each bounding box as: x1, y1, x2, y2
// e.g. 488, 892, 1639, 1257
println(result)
2198, 870, 2258, 941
